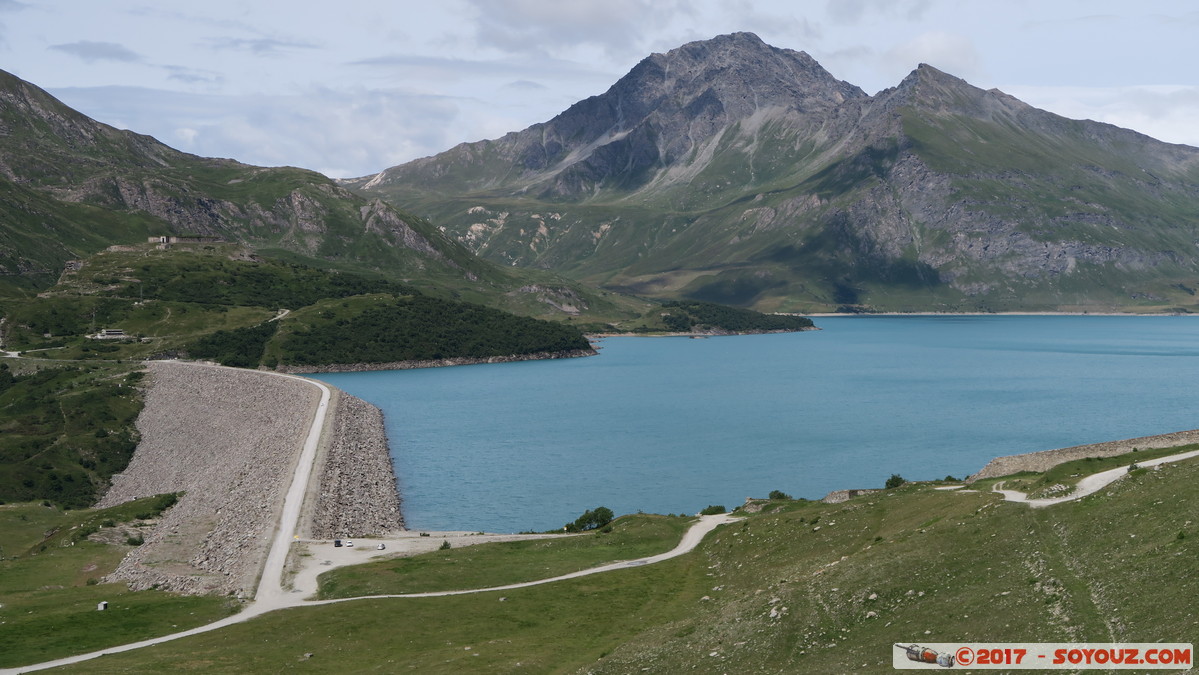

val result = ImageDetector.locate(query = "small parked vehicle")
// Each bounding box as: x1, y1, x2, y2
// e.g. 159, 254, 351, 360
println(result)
345, 540, 354, 548
377, 543, 386, 550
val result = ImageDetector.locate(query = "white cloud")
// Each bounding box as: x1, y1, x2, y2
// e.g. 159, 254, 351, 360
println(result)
883, 32, 981, 85
827, 0, 934, 24
174, 127, 198, 145
49, 40, 144, 63
204, 36, 320, 57
48, 84, 525, 178
458, 0, 690, 60
163, 65, 224, 86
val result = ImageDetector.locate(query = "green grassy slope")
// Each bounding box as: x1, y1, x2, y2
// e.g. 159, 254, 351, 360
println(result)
0, 498, 238, 669
0, 363, 144, 508
317, 514, 690, 598
37, 448, 1198, 674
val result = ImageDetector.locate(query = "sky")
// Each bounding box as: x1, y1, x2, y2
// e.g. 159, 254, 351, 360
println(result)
3, 0, 1197, 179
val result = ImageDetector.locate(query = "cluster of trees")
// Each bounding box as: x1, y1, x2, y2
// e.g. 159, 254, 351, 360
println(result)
122, 258, 412, 309
564, 506, 614, 532
0, 364, 142, 508
186, 321, 279, 368
277, 295, 591, 366
659, 300, 814, 333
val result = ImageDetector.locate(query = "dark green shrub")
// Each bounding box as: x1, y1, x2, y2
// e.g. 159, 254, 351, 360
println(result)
700, 505, 726, 515
565, 506, 615, 532
885, 474, 906, 489
768, 490, 792, 500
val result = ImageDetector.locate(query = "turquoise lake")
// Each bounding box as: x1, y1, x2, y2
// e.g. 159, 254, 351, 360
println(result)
313, 315, 1199, 533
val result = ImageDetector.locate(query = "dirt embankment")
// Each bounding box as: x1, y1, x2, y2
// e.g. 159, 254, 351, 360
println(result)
98, 361, 401, 597
968, 428, 1199, 482
305, 393, 403, 539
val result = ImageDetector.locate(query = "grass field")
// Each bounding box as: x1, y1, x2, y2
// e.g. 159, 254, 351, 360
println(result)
317, 514, 691, 598
0, 499, 240, 668
30, 447, 1198, 674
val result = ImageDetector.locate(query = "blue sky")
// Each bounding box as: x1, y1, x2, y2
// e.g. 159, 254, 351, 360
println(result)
3, 0, 1197, 178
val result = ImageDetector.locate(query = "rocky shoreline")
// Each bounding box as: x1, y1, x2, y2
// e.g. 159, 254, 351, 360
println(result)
272, 348, 596, 374
585, 327, 819, 339
306, 393, 403, 539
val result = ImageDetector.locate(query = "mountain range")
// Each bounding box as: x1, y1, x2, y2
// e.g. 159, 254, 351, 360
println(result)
345, 32, 1199, 313
3, 33, 1199, 314
0, 68, 645, 323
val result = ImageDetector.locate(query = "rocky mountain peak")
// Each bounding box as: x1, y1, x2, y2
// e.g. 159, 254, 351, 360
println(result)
876, 62, 1033, 123
600, 31, 866, 127
481, 33, 871, 196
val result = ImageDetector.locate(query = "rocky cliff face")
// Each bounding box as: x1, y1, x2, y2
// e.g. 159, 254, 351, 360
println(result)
349, 34, 1199, 313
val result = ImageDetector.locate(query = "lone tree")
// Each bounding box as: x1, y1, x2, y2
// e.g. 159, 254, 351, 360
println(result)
768, 490, 792, 500
885, 474, 906, 490
566, 506, 614, 532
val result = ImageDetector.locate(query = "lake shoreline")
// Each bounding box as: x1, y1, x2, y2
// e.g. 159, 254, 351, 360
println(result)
313, 316, 1199, 532
272, 348, 597, 374
806, 311, 1195, 317
585, 326, 821, 339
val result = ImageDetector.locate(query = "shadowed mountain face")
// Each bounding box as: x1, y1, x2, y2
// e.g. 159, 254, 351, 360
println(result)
347, 33, 1199, 313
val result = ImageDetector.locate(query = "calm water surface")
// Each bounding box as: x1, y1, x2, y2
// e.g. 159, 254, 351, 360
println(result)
313, 316, 1199, 532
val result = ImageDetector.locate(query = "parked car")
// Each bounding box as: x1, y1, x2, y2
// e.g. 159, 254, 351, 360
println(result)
377, 543, 386, 550
345, 540, 354, 548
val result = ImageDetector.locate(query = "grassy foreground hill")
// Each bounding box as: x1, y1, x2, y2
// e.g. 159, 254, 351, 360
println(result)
13, 445, 1193, 673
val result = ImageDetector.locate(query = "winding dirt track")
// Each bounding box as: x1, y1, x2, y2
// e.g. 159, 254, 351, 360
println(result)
993, 448, 1199, 507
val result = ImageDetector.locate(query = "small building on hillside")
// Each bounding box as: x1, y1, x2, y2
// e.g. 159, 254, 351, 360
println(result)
148, 235, 223, 246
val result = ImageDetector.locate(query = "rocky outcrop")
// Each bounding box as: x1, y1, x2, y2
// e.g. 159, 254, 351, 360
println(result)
307, 394, 403, 539
274, 348, 596, 374
821, 488, 881, 504
968, 428, 1199, 482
